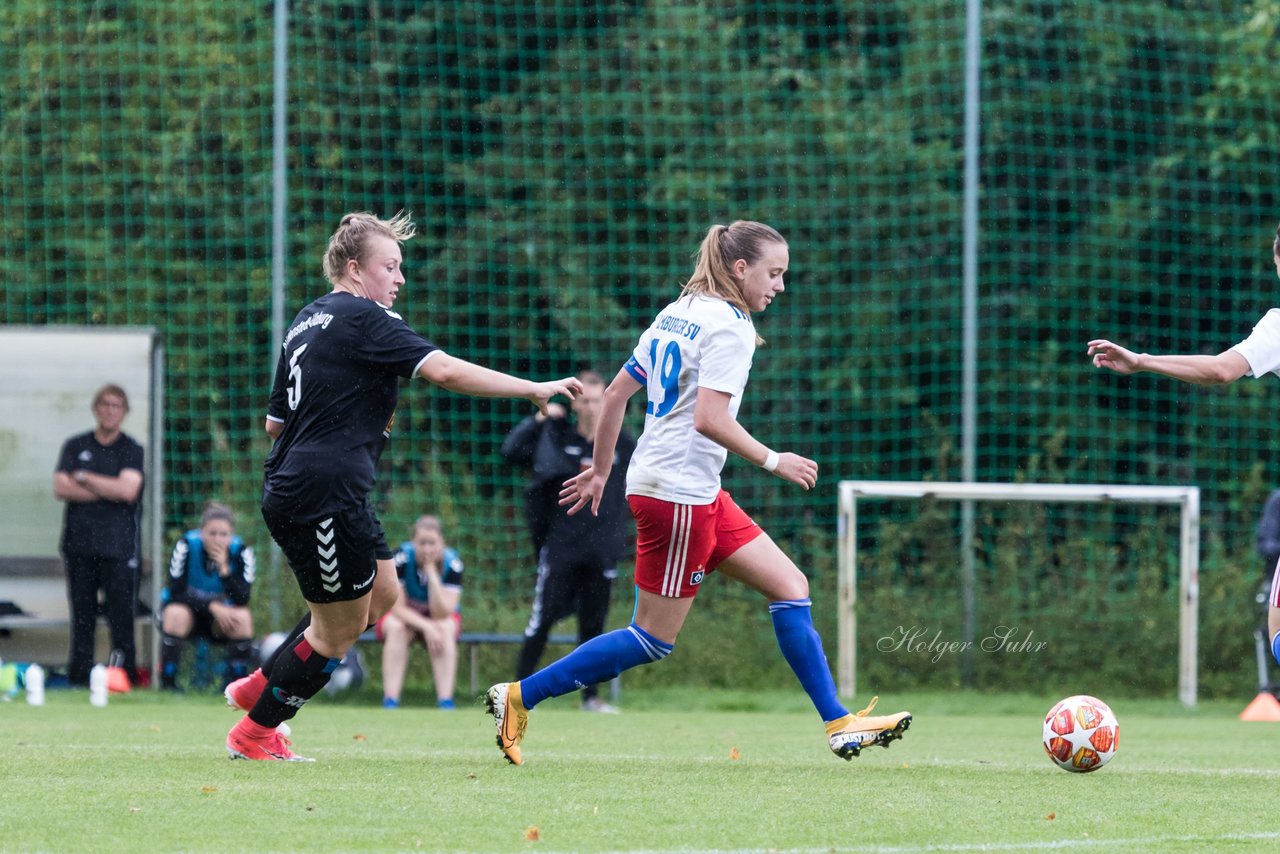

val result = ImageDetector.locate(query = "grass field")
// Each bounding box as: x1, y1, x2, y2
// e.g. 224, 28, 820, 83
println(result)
3, 686, 1278, 852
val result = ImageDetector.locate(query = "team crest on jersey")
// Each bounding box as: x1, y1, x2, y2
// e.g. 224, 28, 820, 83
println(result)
690, 567, 705, 586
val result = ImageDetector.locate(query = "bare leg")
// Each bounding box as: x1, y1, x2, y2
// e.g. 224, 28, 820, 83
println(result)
428, 621, 458, 702
714, 533, 808, 600
632, 589, 696, 645
380, 615, 411, 702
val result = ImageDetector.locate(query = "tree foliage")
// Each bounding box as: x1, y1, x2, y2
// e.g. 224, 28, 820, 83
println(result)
3, 0, 1278, 694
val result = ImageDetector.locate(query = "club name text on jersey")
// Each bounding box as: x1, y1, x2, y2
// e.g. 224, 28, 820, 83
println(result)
655, 313, 702, 341
283, 311, 335, 348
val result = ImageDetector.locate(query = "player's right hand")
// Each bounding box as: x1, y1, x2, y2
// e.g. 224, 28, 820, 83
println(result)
529, 377, 584, 416
206, 540, 230, 576
1086, 339, 1141, 374
772, 452, 818, 490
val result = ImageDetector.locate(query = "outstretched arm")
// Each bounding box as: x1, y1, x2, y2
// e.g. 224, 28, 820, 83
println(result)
560, 369, 642, 516
419, 353, 583, 414
1087, 339, 1250, 386
691, 387, 818, 490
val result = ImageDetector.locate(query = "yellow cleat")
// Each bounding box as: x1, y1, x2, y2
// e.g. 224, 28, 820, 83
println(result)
485, 682, 528, 765
825, 695, 912, 761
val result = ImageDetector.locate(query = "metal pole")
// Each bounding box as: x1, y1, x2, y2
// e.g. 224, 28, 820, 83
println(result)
960, 0, 983, 686
148, 338, 165, 688
271, 0, 288, 357
1178, 489, 1200, 706
837, 484, 857, 699
269, 0, 289, 628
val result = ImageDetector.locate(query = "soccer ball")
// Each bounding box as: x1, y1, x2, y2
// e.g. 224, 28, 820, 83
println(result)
257, 631, 289, 666
1042, 694, 1119, 772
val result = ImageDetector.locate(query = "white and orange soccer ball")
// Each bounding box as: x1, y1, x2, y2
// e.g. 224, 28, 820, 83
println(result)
1042, 694, 1119, 773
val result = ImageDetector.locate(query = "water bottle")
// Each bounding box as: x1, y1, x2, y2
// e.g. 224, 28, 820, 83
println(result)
0, 659, 16, 699
25, 664, 44, 706
89, 663, 108, 707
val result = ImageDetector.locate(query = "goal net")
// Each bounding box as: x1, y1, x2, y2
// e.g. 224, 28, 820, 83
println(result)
837, 481, 1199, 706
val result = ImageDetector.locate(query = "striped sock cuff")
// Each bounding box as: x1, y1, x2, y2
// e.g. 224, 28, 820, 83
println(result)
768, 598, 813, 613
627, 623, 674, 661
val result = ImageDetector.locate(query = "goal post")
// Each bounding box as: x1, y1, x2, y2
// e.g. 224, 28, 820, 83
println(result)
837, 481, 1200, 707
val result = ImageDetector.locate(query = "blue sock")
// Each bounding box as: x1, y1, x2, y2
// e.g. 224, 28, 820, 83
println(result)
769, 599, 848, 722
1272, 631, 1280, 666
521, 624, 672, 708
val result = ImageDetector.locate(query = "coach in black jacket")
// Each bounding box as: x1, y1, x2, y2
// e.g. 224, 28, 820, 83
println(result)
501, 370, 636, 712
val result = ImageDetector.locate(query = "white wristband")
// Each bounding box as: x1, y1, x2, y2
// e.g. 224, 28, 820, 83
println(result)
762, 449, 779, 472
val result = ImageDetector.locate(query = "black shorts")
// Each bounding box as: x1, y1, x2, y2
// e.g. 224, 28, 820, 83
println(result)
261, 502, 392, 604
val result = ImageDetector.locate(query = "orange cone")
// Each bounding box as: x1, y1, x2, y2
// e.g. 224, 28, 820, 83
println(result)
1238, 692, 1280, 721
106, 665, 132, 694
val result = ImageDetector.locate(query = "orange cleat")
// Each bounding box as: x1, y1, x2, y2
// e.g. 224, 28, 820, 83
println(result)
226, 717, 312, 762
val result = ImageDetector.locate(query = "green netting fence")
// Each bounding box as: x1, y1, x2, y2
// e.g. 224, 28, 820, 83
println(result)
5, 0, 1280, 696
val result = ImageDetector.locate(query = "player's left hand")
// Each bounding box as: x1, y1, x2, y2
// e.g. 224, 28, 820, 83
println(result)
209, 601, 236, 635
560, 466, 608, 516
529, 377, 584, 416
421, 620, 445, 655
771, 452, 819, 490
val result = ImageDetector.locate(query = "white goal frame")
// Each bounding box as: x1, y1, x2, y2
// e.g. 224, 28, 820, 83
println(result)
837, 481, 1200, 706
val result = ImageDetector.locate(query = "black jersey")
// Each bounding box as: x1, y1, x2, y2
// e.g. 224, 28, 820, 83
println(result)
263, 291, 439, 516
55, 431, 144, 558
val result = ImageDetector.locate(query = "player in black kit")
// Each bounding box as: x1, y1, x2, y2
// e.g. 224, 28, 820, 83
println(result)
225, 210, 582, 761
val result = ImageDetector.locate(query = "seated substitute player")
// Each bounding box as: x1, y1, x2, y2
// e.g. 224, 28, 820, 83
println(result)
376, 515, 463, 709
159, 502, 255, 690
485, 220, 912, 765
222, 210, 581, 761
1088, 219, 1280, 675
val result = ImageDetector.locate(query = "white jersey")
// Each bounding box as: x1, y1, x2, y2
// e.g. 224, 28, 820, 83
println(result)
622, 295, 756, 504
1230, 309, 1280, 378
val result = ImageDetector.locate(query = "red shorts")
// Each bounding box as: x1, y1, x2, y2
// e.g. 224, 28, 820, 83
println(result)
374, 609, 461, 642
627, 489, 764, 598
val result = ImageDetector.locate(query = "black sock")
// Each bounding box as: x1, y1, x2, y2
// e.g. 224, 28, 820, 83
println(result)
247, 635, 341, 728
263, 613, 312, 677
160, 634, 183, 688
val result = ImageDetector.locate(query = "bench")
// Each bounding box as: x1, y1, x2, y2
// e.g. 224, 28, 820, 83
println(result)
356, 629, 620, 700
0, 615, 72, 631
2, 600, 619, 701
0, 556, 158, 671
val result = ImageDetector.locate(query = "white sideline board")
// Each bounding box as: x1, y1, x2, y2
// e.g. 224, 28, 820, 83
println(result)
0, 326, 162, 571
837, 480, 1200, 707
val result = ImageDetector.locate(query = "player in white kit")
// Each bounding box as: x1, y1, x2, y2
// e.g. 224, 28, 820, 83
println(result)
1088, 222, 1280, 681
486, 220, 912, 765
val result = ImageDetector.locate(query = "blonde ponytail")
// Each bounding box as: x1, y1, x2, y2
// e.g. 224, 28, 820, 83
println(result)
680, 220, 785, 342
